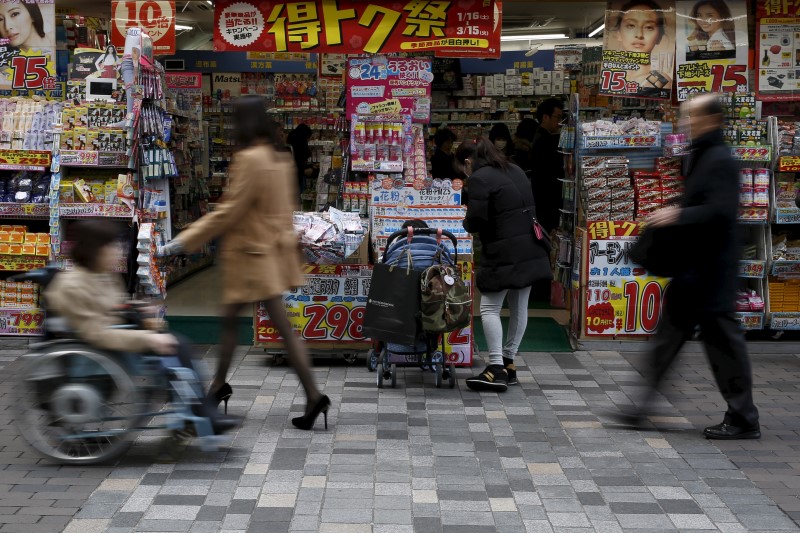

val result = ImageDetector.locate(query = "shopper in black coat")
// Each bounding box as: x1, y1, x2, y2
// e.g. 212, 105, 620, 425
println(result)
616, 94, 759, 440
456, 139, 552, 393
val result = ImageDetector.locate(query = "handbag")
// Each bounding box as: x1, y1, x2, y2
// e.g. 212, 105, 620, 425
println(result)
507, 174, 552, 252
363, 250, 421, 344
629, 224, 685, 277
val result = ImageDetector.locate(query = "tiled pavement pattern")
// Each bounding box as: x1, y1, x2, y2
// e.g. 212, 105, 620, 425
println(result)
0, 340, 798, 532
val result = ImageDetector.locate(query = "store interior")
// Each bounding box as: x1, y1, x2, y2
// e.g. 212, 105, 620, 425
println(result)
2, 0, 798, 356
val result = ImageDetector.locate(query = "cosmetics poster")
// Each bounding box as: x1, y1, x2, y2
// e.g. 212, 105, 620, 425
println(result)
755, 0, 800, 101
0, 0, 56, 93
674, 0, 749, 101
600, 0, 676, 100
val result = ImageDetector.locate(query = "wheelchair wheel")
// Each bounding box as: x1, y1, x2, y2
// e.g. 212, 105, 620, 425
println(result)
366, 349, 378, 372
15, 346, 148, 465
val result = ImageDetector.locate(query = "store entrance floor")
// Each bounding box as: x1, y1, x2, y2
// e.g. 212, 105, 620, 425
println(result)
165, 266, 571, 349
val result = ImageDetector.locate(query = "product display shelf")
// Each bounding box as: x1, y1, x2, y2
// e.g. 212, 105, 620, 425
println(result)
0, 203, 49, 218
767, 121, 800, 331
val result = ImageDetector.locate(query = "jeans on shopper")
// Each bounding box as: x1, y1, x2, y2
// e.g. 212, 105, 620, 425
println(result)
480, 286, 531, 366
120, 58, 135, 116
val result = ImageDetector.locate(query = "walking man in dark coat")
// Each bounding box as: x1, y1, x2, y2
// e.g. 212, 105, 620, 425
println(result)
621, 94, 759, 440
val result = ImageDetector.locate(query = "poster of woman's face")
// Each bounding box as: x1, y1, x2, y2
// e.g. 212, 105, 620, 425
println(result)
601, 0, 676, 99
0, 0, 53, 52
679, 0, 743, 61
604, 0, 676, 57
0, 0, 55, 91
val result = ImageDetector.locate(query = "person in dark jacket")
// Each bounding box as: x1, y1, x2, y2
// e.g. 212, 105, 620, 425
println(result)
456, 139, 553, 392
511, 118, 538, 177
617, 94, 759, 440
530, 98, 565, 234
430, 128, 457, 180
286, 123, 317, 193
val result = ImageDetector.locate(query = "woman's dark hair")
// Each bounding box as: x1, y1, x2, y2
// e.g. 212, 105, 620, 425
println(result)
434, 128, 457, 148
71, 220, 121, 271
488, 123, 512, 143
233, 95, 281, 148
515, 118, 538, 142
689, 0, 735, 47
402, 219, 429, 230
18, 2, 45, 39
614, 0, 667, 44
455, 138, 509, 171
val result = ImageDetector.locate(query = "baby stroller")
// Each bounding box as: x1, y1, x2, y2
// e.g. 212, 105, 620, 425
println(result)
366, 226, 460, 389
12, 266, 224, 465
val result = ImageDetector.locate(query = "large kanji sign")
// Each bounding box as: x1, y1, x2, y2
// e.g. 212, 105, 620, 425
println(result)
214, 0, 498, 57
112, 1, 176, 55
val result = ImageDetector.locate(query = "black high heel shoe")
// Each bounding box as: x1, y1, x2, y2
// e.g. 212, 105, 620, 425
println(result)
209, 383, 233, 414
291, 395, 331, 430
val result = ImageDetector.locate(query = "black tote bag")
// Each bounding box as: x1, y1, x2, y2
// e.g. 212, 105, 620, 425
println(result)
363, 254, 420, 345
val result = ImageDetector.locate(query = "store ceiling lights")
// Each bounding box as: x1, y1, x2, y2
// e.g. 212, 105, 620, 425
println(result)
588, 23, 605, 38
176, 24, 194, 30
499, 33, 568, 41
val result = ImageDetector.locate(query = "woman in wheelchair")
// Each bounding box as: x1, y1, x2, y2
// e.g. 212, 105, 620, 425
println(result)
43, 220, 242, 437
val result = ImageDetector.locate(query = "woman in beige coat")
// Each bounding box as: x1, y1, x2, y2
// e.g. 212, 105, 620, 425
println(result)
161, 96, 330, 430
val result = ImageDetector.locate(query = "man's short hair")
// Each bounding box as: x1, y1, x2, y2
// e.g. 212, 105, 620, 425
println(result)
536, 98, 564, 122
696, 95, 724, 118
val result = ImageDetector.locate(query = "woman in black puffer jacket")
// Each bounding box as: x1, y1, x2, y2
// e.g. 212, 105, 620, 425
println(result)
456, 139, 552, 392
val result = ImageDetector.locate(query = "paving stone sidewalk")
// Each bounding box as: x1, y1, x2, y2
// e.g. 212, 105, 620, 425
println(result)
0, 341, 798, 532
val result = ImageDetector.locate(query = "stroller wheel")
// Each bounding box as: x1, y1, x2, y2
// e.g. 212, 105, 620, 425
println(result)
390, 364, 397, 388
448, 364, 456, 389
366, 349, 378, 372
434, 364, 443, 388
377, 363, 384, 389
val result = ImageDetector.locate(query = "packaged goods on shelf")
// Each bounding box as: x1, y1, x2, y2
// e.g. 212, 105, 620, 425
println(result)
768, 279, 800, 312
0, 280, 38, 308
777, 120, 800, 155
136, 223, 166, 298
294, 209, 367, 265
0, 98, 61, 151
580, 118, 661, 137
0, 224, 50, 256
0, 172, 50, 204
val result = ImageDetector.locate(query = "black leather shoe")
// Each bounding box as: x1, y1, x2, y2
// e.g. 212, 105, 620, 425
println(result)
704, 422, 761, 440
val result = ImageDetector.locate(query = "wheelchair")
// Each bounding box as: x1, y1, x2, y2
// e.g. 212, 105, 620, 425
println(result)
12, 266, 224, 465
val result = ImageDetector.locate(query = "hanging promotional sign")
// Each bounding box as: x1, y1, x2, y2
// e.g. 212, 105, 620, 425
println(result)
674, 0, 748, 100
213, 0, 498, 57
346, 57, 433, 123
165, 72, 202, 89
111, 0, 176, 56
755, 0, 800, 101
434, 0, 502, 59
0, 0, 57, 93
554, 44, 585, 71
600, 0, 676, 100
584, 221, 670, 337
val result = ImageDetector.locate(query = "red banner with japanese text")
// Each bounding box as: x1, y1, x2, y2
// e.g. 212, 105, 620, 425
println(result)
111, 0, 176, 55
755, 0, 800, 101
165, 72, 202, 89
0, 0, 57, 93
213, 0, 498, 57
584, 221, 670, 337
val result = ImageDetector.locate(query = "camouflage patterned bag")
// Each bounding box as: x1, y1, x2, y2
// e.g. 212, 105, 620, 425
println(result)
420, 262, 471, 333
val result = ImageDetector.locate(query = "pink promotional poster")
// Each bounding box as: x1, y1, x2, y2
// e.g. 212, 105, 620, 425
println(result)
346, 57, 433, 123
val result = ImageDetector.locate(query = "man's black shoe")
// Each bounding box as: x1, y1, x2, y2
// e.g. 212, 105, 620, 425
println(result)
704, 422, 761, 440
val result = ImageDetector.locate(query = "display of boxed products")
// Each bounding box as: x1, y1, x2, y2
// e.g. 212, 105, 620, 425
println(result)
0, 98, 61, 151
0, 280, 38, 308
580, 118, 661, 137
0, 225, 49, 256
294, 209, 367, 265
60, 102, 128, 152
350, 116, 408, 173
738, 168, 771, 209
581, 156, 632, 221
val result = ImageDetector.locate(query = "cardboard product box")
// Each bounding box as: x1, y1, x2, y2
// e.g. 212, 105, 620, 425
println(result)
540, 71, 552, 83
343, 235, 370, 265
22, 243, 36, 255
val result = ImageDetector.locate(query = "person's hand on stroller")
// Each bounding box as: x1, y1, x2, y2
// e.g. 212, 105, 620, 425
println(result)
156, 240, 184, 257
149, 333, 179, 355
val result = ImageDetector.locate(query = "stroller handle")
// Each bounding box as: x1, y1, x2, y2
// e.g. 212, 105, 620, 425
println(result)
383, 227, 459, 264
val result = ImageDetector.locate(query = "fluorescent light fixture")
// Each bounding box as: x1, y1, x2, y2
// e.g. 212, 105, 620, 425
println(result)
588, 23, 605, 38
500, 33, 568, 41
205, 0, 212, 4
175, 24, 193, 30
